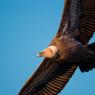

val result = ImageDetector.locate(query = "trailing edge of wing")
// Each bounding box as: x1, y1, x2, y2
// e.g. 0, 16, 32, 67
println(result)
79, 0, 95, 44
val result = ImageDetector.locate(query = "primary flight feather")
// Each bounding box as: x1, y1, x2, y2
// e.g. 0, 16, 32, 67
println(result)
19, 0, 95, 95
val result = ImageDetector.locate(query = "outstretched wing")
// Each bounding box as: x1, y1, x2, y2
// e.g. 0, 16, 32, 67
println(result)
19, 59, 77, 95
57, 0, 95, 44
79, 0, 95, 44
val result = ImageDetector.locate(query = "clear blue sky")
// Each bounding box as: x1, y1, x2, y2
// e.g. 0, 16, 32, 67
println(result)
0, 0, 95, 95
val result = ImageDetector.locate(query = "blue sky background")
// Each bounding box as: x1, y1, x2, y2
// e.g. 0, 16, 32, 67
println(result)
0, 0, 95, 95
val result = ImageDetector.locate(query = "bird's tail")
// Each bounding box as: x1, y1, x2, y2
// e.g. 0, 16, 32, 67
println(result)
79, 42, 95, 72
87, 42, 95, 52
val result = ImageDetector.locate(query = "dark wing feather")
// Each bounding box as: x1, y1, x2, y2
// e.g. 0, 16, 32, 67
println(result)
19, 59, 77, 95
57, 0, 95, 44
79, 0, 95, 44
57, 0, 71, 38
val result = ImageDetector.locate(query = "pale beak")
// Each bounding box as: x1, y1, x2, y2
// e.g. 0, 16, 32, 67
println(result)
37, 53, 40, 57
37, 51, 45, 57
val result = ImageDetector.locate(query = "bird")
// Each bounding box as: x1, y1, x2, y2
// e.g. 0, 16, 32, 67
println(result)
19, 0, 95, 95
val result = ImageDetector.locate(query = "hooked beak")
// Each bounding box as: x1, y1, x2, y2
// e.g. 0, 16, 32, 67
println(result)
37, 51, 45, 57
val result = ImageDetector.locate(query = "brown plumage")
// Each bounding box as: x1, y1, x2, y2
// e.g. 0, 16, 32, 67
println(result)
19, 0, 95, 95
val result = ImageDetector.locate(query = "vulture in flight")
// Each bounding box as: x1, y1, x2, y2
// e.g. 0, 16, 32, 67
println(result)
19, 0, 95, 95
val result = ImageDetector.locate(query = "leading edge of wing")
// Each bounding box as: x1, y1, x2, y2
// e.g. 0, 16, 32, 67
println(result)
19, 58, 77, 95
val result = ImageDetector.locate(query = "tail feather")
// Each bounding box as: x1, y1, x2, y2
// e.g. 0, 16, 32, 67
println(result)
79, 42, 95, 72
87, 42, 95, 52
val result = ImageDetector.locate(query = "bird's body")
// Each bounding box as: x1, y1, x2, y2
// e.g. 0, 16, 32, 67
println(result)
38, 32, 94, 62
19, 0, 95, 95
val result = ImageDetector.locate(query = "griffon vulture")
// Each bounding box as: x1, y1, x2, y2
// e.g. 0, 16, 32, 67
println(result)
19, 0, 95, 95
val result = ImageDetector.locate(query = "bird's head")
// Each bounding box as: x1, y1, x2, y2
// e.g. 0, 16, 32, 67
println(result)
37, 45, 58, 58
37, 37, 65, 58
